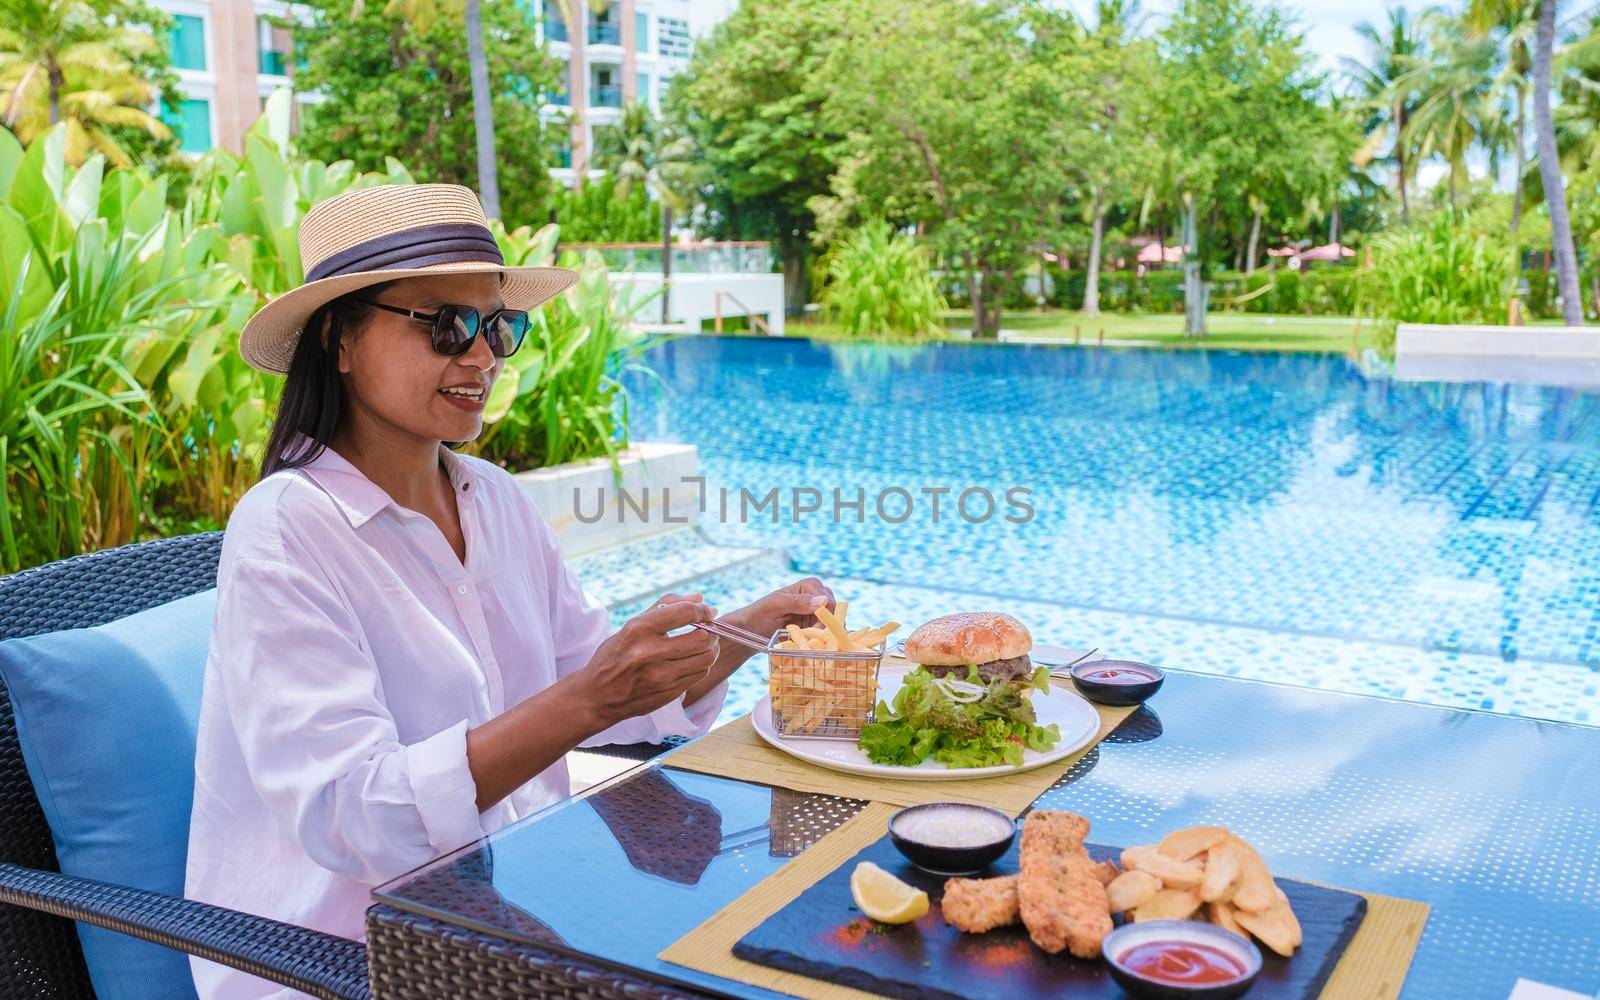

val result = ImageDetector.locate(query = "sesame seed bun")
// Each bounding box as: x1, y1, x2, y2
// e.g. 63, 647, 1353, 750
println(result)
902, 612, 1033, 667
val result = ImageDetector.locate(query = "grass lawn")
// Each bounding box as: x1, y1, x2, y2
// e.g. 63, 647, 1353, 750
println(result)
940, 309, 1389, 353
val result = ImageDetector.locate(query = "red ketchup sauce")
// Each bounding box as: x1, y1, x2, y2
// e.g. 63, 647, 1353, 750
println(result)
1080, 667, 1154, 684
1119, 941, 1248, 984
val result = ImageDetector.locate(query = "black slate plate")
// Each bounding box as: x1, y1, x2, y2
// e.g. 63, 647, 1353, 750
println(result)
733, 836, 1366, 1000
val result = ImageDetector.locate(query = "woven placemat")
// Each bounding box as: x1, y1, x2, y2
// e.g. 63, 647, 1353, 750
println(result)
665, 681, 1135, 817
660, 806, 1431, 1000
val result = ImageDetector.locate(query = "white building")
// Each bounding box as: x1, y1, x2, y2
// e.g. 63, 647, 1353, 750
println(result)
536, 0, 735, 187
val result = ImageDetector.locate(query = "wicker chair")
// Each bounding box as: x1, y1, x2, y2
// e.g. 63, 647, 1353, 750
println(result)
0, 533, 681, 999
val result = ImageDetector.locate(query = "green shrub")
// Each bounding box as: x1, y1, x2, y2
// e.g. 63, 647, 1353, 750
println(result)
1360, 215, 1510, 325
552, 173, 662, 243
1522, 269, 1558, 319
818, 221, 946, 336
1, 94, 654, 572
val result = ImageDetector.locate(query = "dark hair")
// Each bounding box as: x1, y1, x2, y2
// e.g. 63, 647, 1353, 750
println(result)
258, 284, 392, 478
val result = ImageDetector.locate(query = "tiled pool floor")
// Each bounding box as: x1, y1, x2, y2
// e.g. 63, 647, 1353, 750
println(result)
585, 529, 1600, 728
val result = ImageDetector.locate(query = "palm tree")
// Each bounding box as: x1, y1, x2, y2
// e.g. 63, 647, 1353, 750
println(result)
1462, 0, 1539, 236
1399, 12, 1503, 210
0, 0, 170, 165
596, 101, 698, 323
1508, 0, 1600, 323
1344, 8, 1425, 222
1517, 0, 1586, 322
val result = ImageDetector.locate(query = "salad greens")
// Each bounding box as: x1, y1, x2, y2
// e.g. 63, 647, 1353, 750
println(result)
857, 665, 1062, 768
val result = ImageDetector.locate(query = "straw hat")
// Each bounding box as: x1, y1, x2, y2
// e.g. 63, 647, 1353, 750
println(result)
238, 183, 577, 374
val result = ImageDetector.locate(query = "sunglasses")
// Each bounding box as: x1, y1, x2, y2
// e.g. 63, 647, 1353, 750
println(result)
360, 300, 532, 358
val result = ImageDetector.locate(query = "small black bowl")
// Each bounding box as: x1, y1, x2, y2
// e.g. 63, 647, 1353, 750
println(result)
1069, 659, 1165, 706
887, 803, 1016, 875
1103, 920, 1262, 1000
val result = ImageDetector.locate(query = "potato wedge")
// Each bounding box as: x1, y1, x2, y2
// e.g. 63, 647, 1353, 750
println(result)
1157, 825, 1228, 861
1234, 898, 1302, 957
1227, 837, 1277, 913
1121, 845, 1205, 890
1105, 870, 1162, 913
1208, 900, 1246, 938
1201, 841, 1242, 903
1131, 887, 1201, 922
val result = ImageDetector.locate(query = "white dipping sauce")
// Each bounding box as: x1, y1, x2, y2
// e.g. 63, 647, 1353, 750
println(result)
894, 805, 1012, 847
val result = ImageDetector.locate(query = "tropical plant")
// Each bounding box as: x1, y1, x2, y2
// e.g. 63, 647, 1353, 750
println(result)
1345, 7, 1426, 223
1529, 0, 1585, 323
0, 125, 211, 569
1398, 13, 1503, 210
0, 0, 176, 165
1360, 213, 1512, 324
1, 95, 649, 572
551, 172, 660, 242
817, 220, 945, 337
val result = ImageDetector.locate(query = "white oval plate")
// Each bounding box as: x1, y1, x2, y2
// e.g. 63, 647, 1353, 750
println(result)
750, 666, 1103, 781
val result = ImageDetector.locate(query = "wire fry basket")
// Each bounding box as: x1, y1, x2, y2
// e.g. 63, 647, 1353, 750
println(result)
766, 630, 886, 740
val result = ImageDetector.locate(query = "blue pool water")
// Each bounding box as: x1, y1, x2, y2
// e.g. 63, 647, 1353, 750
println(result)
619, 337, 1600, 722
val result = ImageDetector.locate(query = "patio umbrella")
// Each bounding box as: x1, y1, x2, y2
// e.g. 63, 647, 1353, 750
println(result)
1296, 243, 1356, 262
1136, 243, 1184, 263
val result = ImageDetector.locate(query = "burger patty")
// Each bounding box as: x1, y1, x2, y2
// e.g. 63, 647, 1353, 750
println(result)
924, 654, 1034, 683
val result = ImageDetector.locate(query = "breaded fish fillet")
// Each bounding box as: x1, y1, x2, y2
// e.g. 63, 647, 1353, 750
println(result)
941, 874, 1020, 932
1017, 810, 1113, 959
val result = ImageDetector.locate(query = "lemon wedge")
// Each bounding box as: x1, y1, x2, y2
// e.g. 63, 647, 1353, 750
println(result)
849, 862, 929, 924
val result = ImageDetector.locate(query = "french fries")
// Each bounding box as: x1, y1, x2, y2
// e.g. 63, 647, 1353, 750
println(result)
1108, 826, 1302, 957
768, 603, 899, 736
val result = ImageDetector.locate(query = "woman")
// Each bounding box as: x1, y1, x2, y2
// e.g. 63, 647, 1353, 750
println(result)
185, 184, 832, 999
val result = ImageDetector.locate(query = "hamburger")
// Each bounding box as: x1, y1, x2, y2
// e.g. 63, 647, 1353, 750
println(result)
902, 612, 1034, 683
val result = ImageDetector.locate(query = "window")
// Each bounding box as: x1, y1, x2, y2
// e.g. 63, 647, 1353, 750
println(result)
657, 16, 689, 59
162, 97, 212, 154
258, 17, 290, 77
170, 14, 206, 71
636, 72, 649, 104
635, 12, 649, 53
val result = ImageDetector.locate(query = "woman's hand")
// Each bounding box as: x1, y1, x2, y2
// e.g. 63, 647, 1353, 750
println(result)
569, 599, 722, 730
721, 577, 837, 654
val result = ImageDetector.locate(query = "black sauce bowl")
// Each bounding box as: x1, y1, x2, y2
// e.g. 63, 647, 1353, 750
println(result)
1068, 659, 1165, 706
1103, 920, 1262, 999
887, 803, 1016, 876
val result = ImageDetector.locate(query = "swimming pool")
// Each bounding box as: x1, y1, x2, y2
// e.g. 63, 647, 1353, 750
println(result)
619, 336, 1600, 724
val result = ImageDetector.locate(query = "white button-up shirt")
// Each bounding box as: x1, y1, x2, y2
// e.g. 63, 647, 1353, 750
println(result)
185, 444, 724, 999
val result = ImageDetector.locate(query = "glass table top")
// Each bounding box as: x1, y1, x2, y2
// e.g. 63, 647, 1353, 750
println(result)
374, 671, 1600, 999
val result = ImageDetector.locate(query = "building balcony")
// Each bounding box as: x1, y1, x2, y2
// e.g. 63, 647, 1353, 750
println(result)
590, 84, 622, 108
543, 17, 568, 42
541, 89, 570, 107
588, 22, 620, 45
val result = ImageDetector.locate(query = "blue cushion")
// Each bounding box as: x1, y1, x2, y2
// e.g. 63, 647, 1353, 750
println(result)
0, 589, 215, 1000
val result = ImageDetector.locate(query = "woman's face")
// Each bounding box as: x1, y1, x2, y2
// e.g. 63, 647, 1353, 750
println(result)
337, 272, 505, 445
